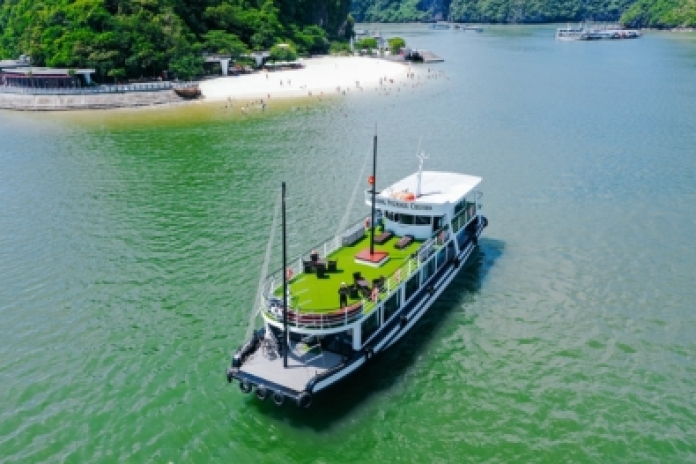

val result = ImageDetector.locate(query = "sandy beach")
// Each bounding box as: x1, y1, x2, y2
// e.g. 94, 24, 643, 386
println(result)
199, 56, 412, 102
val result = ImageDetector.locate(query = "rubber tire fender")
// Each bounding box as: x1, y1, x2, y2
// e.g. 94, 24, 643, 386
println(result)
239, 380, 252, 394
364, 347, 374, 361
255, 385, 269, 401
296, 392, 312, 409
272, 391, 285, 406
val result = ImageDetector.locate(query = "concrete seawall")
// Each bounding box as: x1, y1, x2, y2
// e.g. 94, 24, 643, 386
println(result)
0, 90, 185, 111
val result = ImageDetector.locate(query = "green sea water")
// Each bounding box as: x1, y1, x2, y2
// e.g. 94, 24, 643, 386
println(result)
1, 25, 696, 462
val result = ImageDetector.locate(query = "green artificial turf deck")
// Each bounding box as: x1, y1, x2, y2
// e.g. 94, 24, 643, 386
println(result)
275, 231, 421, 313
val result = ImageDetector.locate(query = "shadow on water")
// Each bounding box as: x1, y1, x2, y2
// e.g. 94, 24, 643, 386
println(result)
247, 237, 505, 428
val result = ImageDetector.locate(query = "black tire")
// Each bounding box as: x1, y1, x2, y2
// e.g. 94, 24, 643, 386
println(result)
256, 385, 269, 401
296, 392, 312, 409
239, 380, 252, 394
272, 391, 285, 406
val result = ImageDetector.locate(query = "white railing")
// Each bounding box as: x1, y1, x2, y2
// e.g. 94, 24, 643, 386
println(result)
0, 81, 198, 95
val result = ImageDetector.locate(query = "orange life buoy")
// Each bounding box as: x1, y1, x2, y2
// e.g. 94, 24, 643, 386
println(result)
286, 268, 293, 280
367, 175, 375, 185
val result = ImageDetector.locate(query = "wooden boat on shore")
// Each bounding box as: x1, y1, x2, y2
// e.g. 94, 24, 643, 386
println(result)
174, 85, 201, 99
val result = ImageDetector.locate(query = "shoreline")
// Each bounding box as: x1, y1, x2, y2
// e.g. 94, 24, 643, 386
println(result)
198, 56, 414, 103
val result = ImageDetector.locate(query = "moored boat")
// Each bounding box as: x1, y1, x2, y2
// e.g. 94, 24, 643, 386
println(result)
226, 140, 488, 408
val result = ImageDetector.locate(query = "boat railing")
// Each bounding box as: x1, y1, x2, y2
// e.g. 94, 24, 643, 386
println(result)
260, 218, 454, 327
451, 202, 477, 232
261, 214, 371, 304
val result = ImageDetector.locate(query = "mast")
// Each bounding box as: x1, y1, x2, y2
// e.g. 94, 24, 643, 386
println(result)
282, 182, 288, 369
370, 134, 377, 255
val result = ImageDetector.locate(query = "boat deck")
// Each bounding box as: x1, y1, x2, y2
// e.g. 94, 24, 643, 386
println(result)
239, 342, 344, 392
278, 230, 422, 312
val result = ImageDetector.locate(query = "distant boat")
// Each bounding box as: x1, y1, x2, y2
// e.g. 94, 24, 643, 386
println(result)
429, 23, 451, 30
556, 23, 641, 41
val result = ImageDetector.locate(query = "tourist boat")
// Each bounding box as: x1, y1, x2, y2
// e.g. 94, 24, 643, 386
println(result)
555, 24, 591, 41
226, 139, 488, 408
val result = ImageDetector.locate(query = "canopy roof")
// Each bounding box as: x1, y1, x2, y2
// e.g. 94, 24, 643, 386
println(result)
380, 171, 482, 205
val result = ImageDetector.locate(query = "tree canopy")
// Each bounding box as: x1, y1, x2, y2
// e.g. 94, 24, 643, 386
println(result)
0, 0, 354, 81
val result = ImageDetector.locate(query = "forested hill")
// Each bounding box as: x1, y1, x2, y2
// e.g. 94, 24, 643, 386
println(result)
0, 0, 353, 80
352, 0, 637, 23
352, 0, 696, 27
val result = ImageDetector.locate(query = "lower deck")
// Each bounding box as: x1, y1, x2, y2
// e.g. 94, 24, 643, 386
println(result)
238, 340, 344, 392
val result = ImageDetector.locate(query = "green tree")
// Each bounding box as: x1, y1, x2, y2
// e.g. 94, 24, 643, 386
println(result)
269, 43, 298, 61
387, 37, 405, 54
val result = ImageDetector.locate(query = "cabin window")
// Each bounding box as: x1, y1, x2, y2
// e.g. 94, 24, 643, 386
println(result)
457, 228, 468, 248
383, 291, 401, 322
437, 248, 447, 269
433, 216, 444, 231
400, 214, 414, 225
423, 256, 437, 282
405, 272, 421, 301
362, 309, 380, 342
416, 215, 431, 225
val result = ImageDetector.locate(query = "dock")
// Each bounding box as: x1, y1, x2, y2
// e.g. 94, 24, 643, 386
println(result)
420, 51, 444, 63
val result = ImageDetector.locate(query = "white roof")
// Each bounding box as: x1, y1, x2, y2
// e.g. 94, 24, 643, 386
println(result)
380, 171, 481, 205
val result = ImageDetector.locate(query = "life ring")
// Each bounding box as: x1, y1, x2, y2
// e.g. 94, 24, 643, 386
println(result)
239, 380, 252, 394
395, 268, 402, 283
371, 288, 379, 302
256, 385, 269, 401
286, 268, 293, 281
367, 175, 375, 185
365, 347, 374, 361
272, 391, 285, 406
296, 392, 312, 409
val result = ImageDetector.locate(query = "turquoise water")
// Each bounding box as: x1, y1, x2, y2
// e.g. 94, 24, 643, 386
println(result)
1, 25, 696, 462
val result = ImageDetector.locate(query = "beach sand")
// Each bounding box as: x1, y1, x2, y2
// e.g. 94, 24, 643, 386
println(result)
199, 56, 411, 102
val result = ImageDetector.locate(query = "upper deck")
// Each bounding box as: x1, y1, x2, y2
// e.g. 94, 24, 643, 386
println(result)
367, 171, 482, 215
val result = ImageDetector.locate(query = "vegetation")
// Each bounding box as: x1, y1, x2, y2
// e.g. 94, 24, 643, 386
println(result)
621, 0, 696, 27
387, 37, 406, 54
0, 0, 354, 81
352, 0, 640, 23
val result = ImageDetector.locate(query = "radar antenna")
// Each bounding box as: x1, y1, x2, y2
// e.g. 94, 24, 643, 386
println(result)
416, 149, 429, 198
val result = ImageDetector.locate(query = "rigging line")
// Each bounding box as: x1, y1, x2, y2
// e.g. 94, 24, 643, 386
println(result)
334, 145, 371, 236
245, 190, 281, 340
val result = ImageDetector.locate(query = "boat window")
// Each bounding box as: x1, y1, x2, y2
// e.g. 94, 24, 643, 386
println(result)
423, 256, 437, 282
437, 248, 447, 269
400, 214, 414, 225
362, 309, 380, 342
383, 291, 400, 322
415, 215, 431, 225
385, 211, 394, 221
405, 272, 421, 301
